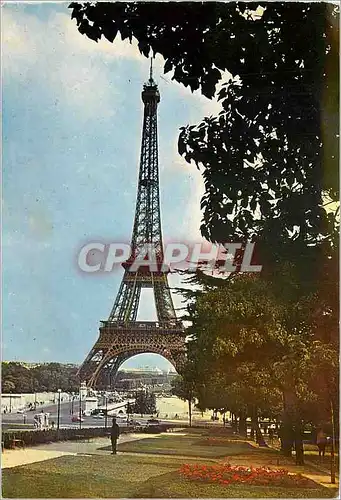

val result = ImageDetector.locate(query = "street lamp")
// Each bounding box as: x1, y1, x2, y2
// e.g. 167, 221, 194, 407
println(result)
330, 399, 336, 484
105, 394, 108, 429
57, 389, 62, 434
79, 391, 82, 430
71, 392, 75, 415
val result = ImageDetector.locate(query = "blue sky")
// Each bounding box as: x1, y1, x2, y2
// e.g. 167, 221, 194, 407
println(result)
2, 2, 221, 370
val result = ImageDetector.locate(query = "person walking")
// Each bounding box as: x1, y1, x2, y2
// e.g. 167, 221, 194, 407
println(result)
110, 417, 120, 455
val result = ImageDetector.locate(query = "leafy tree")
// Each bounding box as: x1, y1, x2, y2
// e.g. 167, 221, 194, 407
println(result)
2, 380, 16, 393
69, 2, 339, 269
179, 269, 338, 463
133, 390, 156, 417
2, 362, 80, 393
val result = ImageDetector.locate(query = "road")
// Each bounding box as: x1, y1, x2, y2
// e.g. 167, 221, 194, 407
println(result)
2, 401, 107, 429
2, 400, 167, 429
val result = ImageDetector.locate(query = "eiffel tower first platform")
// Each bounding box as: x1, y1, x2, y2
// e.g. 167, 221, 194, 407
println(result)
79, 63, 186, 388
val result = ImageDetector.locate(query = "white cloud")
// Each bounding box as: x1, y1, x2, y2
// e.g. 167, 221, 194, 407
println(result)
3, 5, 213, 249
2, 8, 120, 119
1, 8, 39, 74
3, 6, 223, 120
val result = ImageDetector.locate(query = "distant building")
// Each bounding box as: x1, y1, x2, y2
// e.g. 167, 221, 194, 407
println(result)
115, 366, 177, 391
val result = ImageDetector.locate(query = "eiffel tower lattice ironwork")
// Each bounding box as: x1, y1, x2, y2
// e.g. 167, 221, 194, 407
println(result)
79, 62, 186, 388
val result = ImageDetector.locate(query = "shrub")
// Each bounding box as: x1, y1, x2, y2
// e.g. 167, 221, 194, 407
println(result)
2, 424, 173, 449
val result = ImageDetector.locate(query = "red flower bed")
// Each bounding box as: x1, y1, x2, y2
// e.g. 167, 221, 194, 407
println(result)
179, 463, 317, 488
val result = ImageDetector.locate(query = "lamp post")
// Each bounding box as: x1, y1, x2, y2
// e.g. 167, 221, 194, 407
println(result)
71, 392, 75, 415
57, 389, 62, 435
330, 399, 336, 484
105, 394, 108, 430
79, 391, 82, 430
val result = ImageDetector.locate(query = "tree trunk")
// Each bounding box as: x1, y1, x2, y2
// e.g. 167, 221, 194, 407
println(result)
251, 407, 257, 441
279, 419, 294, 457
188, 397, 192, 427
294, 420, 304, 465
330, 399, 336, 484
238, 412, 247, 437
231, 413, 238, 433
250, 427, 255, 440
280, 390, 298, 458
255, 421, 267, 447
251, 406, 266, 446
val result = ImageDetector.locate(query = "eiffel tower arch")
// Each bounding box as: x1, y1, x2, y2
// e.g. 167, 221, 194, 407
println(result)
79, 62, 186, 388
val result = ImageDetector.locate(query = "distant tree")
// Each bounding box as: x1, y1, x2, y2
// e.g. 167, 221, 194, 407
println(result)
133, 391, 156, 417
2, 380, 16, 393
1, 362, 80, 393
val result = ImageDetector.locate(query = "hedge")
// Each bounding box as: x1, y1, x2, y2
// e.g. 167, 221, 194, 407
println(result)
2, 424, 174, 449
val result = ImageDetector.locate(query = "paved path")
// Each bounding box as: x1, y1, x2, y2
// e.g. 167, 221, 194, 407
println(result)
2, 449, 75, 469
1, 433, 151, 469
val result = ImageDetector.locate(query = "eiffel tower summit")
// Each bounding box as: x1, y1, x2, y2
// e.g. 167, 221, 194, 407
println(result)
79, 61, 186, 388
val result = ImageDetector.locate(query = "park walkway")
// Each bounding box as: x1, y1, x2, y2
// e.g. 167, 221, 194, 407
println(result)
1, 433, 150, 469
2, 431, 338, 491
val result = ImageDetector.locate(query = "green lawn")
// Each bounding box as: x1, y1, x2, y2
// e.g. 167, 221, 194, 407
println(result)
303, 444, 339, 470
2, 454, 336, 498
112, 433, 260, 458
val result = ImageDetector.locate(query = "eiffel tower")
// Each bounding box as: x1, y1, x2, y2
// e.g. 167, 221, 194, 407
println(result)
79, 62, 186, 388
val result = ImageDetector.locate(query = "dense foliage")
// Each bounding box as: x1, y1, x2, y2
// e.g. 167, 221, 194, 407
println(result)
175, 268, 339, 462
132, 390, 156, 416
69, 1, 339, 270
2, 362, 79, 393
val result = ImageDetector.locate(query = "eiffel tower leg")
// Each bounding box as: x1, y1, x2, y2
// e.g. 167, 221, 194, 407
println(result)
87, 349, 117, 387
153, 276, 177, 321
107, 352, 134, 389
108, 276, 141, 322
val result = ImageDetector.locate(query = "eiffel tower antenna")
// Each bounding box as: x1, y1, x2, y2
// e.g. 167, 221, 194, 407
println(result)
150, 57, 153, 81
78, 69, 185, 390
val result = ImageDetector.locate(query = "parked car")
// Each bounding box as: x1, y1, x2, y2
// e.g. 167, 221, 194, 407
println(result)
16, 409, 25, 414
127, 419, 141, 426
71, 415, 84, 422
92, 414, 104, 419
146, 419, 160, 425
116, 413, 128, 420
